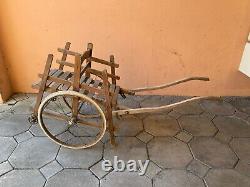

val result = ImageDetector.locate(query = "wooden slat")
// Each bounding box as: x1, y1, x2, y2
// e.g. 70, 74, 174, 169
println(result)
90, 57, 119, 68
112, 86, 120, 107
47, 76, 72, 88
56, 60, 74, 67
58, 48, 82, 56
110, 55, 116, 84
38, 70, 63, 86
33, 54, 54, 115
80, 82, 104, 95
87, 79, 101, 98
46, 70, 63, 87
80, 62, 91, 76
32, 69, 57, 89
50, 71, 72, 91
87, 68, 120, 80
79, 77, 93, 94
72, 55, 82, 118
102, 69, 116, 145
109, 84, 116, 93
59, 42, 71, 70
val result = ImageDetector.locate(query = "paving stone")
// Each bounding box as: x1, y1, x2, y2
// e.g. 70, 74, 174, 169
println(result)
133, 95, 148, 103
178, 115, 217, 136
0, 114, 31, 136
234, 110, 249, 120
101, 170, 151, 187
230, 138, 250, 161
136, 131, 153, 143
187, 159, 210, 178
201, 100, 235, 116
9, 137, 59, 169
143, 161, 161, 179
235, 160, 250, 177
205, 169, 250, 187
100, 132, 110, 143
167, 110, 182, 119
140, 95, 172, 108
40, 160, 63, 179
55, 131, 74, 142
0, 111, 13, 120
0, 104, 12, 113
11, 98, 34, 115
230, 97, 250, 115
29, 125, 45, 136
170, 95, 191, 103
199, 111, 215, 120
190, 137, 237, 168
104, 137, 147, 164
90, 160, 113, 179
0, 169, 45, 187
45, 169, 98, 187
175, 131, 192, 143
29, 118, 68, 137
118, 95, 140, 109
11, 93, 29, 102
144, 114, 180, 136
0, 161, 12, 176
174, 102, 203, 115
57, 141, 103, 169
148, 137, 192, 168
213, 116, 250, 138
0, 137, 17, 163
4, 97, 17, 105
14, 131, 33, 143
153, 170, 205, 187
113, 116, 143, 136
214, 131, 232, 143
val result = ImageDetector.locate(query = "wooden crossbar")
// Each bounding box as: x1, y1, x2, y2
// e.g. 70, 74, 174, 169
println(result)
90, 57, 119, 68
57, 48, 82, 56
87, 68, 120, 80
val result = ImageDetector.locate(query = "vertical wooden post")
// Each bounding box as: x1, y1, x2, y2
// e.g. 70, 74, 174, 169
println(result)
102, 69, 116, 146
110, 55, 116, 85
59, 42, 71, 70
85, 43, 93, 77
32, 54, 54, 117
72, 54, 81, 119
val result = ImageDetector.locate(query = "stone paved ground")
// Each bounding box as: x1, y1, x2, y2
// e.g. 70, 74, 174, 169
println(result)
0, 94, 250, 186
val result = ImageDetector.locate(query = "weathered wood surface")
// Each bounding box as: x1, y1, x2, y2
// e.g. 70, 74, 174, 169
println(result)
112, 96, 218, 116
130, 77, 209, 92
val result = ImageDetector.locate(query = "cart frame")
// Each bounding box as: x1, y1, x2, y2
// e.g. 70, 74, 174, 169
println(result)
29, 42, 215, 149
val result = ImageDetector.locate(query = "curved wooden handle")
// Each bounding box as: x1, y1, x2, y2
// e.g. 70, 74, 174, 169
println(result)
130, 76, 210, 92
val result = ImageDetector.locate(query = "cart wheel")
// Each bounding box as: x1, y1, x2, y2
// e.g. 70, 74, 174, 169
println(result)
38, 91, 106, 149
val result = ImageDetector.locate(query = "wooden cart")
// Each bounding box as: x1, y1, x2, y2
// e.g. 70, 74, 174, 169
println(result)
29, 42, 213, 149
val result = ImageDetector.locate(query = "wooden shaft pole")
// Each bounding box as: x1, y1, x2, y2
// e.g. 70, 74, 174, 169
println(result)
112, 96, 219, 116
130, 77, 209, 92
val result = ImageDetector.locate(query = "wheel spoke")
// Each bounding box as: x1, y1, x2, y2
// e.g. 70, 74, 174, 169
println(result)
42, 111, 70, 121
77, 119, 102, 128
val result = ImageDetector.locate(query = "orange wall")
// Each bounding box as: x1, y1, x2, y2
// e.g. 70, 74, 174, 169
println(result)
0, 0, 250, 96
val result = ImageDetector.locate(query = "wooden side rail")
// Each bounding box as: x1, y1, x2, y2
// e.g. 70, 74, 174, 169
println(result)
90, 57, 119, 68
86, 68, 120, 80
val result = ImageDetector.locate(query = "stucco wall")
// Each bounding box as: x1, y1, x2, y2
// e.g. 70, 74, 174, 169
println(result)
0, 0, 250, 96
